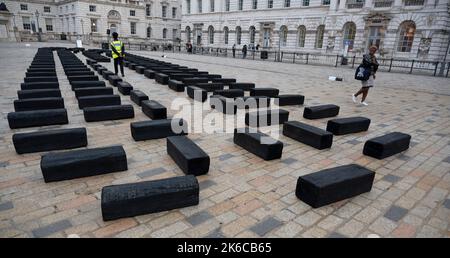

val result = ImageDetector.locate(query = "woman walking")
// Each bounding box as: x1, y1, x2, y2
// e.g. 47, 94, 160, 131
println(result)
353, 45, 379, 106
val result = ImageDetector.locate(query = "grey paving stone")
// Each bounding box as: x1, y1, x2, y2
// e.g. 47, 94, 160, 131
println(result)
204, 228, 224, 238
443, 199, 450, 210
0, 201, 14, 211
347, 139, 361, 145
137, 167, 167, 179
281, 158, 298, 165
32, 220, 72, 237
328, 232, 348, 238
218, 153, 235, 161
199, 180, 217, 190
384, 205, 408, 222
0, 161, 9, 168
250, 217, 283, 237
382, 174, 402, 183
186, 211, 214, 226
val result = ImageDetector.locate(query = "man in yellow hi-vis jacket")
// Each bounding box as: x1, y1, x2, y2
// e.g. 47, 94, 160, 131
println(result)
110, 32, 125, 77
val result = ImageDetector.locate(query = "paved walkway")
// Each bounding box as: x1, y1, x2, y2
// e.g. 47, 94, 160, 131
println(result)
0, 42, 449, 238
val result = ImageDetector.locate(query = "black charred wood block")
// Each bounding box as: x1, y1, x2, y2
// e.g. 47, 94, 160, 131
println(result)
74, 87, 113, 98
326, 117, 371, 135
108, 75, 123, 86
14, 97, 65, 112
117, 81, 133, 95
283, 121, 333, 150
21, 82, 59, 90
155, 73, 169, 84
131, 118, 188, 141
245, 109, 289, 127
71, 81, 106, 90
7, 108, 68, 129
25, 72, 57, 77
68, 75, 99, 82
168, 80, 186, 92
250, 88, 279, 98
186, 86, 207, 102
303, 104, 340, 120
229, 82, 256, 91
17, 89, 61, 99
130, 90, 149, 106
24, 76, 58, 83
84, 105, 134, 122
144, 69, 156, 79
275, 94, 305, 106
213, 89, 244, 98
363, 132, 411, 159
195, 83, 225, 92
142, 100, 167, 119
78, 95, 121, 109
167, 136, 210, 176
135, 66, 145, 74
233, 128, 283, 160
235, 96, 271, 109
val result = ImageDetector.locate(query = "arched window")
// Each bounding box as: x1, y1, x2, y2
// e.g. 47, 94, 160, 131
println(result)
147, 26, 152, 38
249, 26, 256, 44
185, 26, 191, 42
315, 25, 325, 49
224, 26, 229, 44
342, 22, 356, 51
236, 26, 241, 45
297, 25, 306, 47
280, 26, 288, 47
397, 21, 415, 52
208, 26, 214, 44
163, 28, 167, 39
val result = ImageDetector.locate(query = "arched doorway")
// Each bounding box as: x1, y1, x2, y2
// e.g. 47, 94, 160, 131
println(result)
107, 10, 121, 35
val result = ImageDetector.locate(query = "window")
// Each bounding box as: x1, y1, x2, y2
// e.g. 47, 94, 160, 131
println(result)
303, 0, 309, 6
367, 26, 382, 49
130, 22, 136, 35
208, 26, 214, 44
187, 0, 191, 14
280, 26, 288, 47
147, 26, 152, 38
347, 0, 365, 9
405, 0, 424, 6
172, 7, 177, 18
72, 4, 74, 11
198, 0, 202, 13
252, 0, 258, 9
173, 29, 178, 40
130, 10, 135, 16
322, 0, 330, 4
22, 17, 31, 30
343, 22, 356, 51
186, 26, 191, 42
249, 26, 256, 44
89, 5, 96, 12
44, 6, 51, 13
268, 0, 273, 8
225, 0, 230, 11
45, 18, 53, 32
284, 0, 290, 7
224, 27, 229, 44
210, 0, 215, 12
397, 21, 415, 52
297, 26, 306, 47
162, 6, 167, 17
238, 0, 243, 10
90, 18, 97, 32
146, 4, 151, 16
236, 26, 242, 45
65, 6, 68, 12
315, 25, 325, 48
20, 4, 28, 11
163, 28, 167, 39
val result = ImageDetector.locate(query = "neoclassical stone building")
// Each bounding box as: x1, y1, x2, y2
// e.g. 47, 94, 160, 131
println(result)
1, 0, 182, 45
181, 0, 450, 61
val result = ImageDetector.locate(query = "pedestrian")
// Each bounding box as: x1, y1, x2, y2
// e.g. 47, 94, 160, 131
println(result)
353, 45, 379, 106
110, 32, 125, 77
256, 44, 260, 51
232, 44, 236, 58
242, 44, 247, 59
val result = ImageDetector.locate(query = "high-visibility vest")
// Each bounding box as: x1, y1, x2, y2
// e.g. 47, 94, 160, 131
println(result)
111, 40, 123, 59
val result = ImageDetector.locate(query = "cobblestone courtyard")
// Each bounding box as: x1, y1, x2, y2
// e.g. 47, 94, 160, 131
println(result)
0, 42, 449, 238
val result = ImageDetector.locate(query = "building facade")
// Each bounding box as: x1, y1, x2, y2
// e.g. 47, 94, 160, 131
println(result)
1, 0, 182, 45
181, 0, 450, 61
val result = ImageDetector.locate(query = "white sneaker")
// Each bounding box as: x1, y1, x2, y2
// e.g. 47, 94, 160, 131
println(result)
361, 101, 368, 106
352, 94, 357, 103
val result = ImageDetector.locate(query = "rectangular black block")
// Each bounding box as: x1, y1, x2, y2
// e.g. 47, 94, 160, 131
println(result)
168, 80, 185, 92
235, 96, 271, 109
130, 90, 149, 106
155, 73, 169, 84
108, 75, 122, 86
363, 132, 411, 159
102, 71, 114, 80
17, 89, 61, 99
24, 76, 58, 83
167, 136, 210, 176
21, 82, 59, 90
210, 78, 236, 84
182, 77, 209, 85
142, 100, 167, 119
78, 95, 121, 109
283, 121, 333, 150
14, 97, 65, 112
296, 164, 375, 208
275, 94, 305, 106
144, 69, 155, 79
25, 72, 57, 77
131, 118, 188, 141
135, 66, 145, 74
13, 128, 87, 154
41, 146, 127, 183
245, 109, 289, 127
68, 75, 99, 82
326, 117, 371, 135
187, 86, 207, 102
74, 87, 113, 98
229, 83, 256, 91
84, 105, 134, 122
117, 82, 133, 95
7, 109, 68, 129
129, 63, 137, 70
210, 96, 237, 114
71, 81, 106, 90
303, 104, 340, 119
65, 71, 95, 77
213, 89, 244, 98
101, 175, 199, 221
233, 128, 283, 160
195, 83, 225, 92
250, 88, 279, 97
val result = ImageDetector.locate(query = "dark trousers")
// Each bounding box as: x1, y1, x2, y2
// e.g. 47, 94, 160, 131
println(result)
113, 57, 124, 76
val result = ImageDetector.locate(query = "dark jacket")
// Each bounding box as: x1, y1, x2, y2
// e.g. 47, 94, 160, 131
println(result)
362, 54, 379, 74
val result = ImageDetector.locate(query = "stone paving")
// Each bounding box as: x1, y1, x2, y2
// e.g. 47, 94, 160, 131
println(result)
0, 42, 449, 238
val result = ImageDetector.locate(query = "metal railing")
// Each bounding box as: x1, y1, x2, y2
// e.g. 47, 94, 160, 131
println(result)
347, 0, 365, 8
404, 0, 424, 6
373, 0, 393, 7
126, 43, 450, 77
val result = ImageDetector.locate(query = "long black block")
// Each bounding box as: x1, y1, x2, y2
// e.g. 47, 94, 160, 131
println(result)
68, 75, 99, 82
155, 73, 169, 84
363, 132, 411, 159
21, 82, 59, 90
117, 82, 133, 95
326, 117, 371, 135
182, 77, 209, 85
7, 109, 68, 129
210, 78, 237, 84
129, 63, 137, 70
250, 88, 279, 97
195, 83, 224, 92
228, 83, 256, 91
108, 75, 123, 86
283, 121, 333, 150
13, 128, 87, 154
78, 95, 121, 109
101, 175, 199, 221
167, 136, 210, 176
235, 96, 271, 109
169, 73, 196, 81
25, 72, 57, 77
40, 146, 127, 182
245, 109, 289, 127
130, 90, 149, 106
303, 104, 340, 119
168, 79, 185, 92
142, 100, 167, 119
17, 89, 61, 99
210, 96, 237, 114
75, 87, 113, 98
14, 97, 65, 112
84, 105, 134, 122
233, 128, 283, 160
296, 164, 375, 208
71, 81, 106, 90
187, 86, 207, 102
144, 69, 155, 79
131, 119, 188, 141
24, 76, 58, 83
275, 94, 305, 106
65, 71, 95, 76
135, 66, 145, 74
213, 89, 244, 98
102, 71, 115, 80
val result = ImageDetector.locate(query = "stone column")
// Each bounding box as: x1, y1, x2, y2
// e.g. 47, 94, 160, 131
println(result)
338, 0, 347, 10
